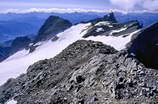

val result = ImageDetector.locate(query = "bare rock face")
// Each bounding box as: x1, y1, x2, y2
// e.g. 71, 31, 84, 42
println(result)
35, 16, 72, 42
83, 13, 142, 38
0, 40, 158, 104
10, 36, 31, 54
86, 12, 118, 24
128, 21, 158, 69
0, 46, 10, 61
0, 36, 31, 62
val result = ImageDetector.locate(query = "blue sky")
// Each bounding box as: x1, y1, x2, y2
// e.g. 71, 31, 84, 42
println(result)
0, 0, 111, 10
0, 0, 158, 11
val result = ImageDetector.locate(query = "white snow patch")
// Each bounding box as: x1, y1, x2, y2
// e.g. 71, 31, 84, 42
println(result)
110, 27, 127, 35
86, 30, 139, 50
5, 49, 30, 61
130, 53, 136, 57
109, 25, 113, 27
7, 100, 17, 104
95, 21, 111, 26
96, 28, 104, 32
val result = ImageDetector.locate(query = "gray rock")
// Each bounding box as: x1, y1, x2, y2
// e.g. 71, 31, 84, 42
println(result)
83, 13, 141, 38
0, 40, 158, 104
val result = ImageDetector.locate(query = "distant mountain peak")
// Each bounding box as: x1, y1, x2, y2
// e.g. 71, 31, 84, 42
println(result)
103, 12, 117, 23
87, 12, 118, 24
35, 15, 72, 42
83, 13, 141, 38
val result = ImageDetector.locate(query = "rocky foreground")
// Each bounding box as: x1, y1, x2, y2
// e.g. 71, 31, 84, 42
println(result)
0, 40, 158, 104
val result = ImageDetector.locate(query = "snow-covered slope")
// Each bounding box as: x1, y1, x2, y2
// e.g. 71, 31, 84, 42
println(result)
86, 30, 139, 50
0, 23, 139, 85
6, 100, 17, 104
0, 23, 89, 85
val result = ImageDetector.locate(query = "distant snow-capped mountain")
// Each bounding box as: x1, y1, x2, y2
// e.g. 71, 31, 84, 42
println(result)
1, 8, 158, 14
0, 9, 158, 44
0, 13, 140, 86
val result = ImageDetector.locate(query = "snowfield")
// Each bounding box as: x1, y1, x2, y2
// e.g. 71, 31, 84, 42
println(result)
0, 23, 139, 85
86, 30, 139, 50
0, 23, 90, 85
6, 100, 17, 104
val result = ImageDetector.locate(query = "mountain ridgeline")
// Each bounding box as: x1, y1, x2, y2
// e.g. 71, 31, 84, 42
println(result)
1, 12, 158, 104
0, 16, 73, 61
87, 12, 117, 24
128, 21, 158, 69
1, 40, 158, 104
0, 36, 31, 61
35, 16, 72, 42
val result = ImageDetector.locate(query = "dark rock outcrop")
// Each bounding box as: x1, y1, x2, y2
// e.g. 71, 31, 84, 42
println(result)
1, 40, 158, 104
35, 16, 72, 42
83, 13, 142, 38
0, 16, 72, 61
88, 12, 118, 24
10, 36, 31, 54
128, 21, 158, 69
0, 46, 10, 61
0, 36, 31, 62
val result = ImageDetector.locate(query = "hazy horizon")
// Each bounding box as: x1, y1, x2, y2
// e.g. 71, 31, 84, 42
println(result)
1, 0, 158, 12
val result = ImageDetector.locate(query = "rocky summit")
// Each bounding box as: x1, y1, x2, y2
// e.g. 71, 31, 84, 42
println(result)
83, 13, 142, 38
35, 16, 72, 42
0, 40, 158, 104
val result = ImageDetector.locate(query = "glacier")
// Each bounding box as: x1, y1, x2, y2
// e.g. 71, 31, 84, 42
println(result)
0, 23, 139, 85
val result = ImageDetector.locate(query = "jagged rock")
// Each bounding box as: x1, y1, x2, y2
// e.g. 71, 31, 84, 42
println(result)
127, 21, 158, 69
0, 40, 158, 104
0, 78, 18, 104
10, 36, 31, 54
35, 16, 72, 42
88, 12, 118, 24
83, 14, 141, 38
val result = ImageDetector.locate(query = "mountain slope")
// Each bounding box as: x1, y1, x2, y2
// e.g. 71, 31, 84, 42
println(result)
83, 20, 141, 38
0, 23, 90, 85
87, 12, 117, 24
1, 12, 158, 104
1, 40, 158, 104
0, 13, 141, 86
1, 11, 158, 43
0, 47, 10, 61
0, 36, 31, 62
0, 21, 140, 86
35, 16, 72, 42
128, 21, 158, 69
0, 16, 72, 61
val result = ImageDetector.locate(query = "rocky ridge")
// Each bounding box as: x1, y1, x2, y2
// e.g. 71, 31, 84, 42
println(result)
83, 13, 142, 38
0, 36, 31, 61
0, 40, 158, 104
35, 16, 72, 42
0, 13, 158, 104
128, 21, 158, 69
0, 16, 73, 61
